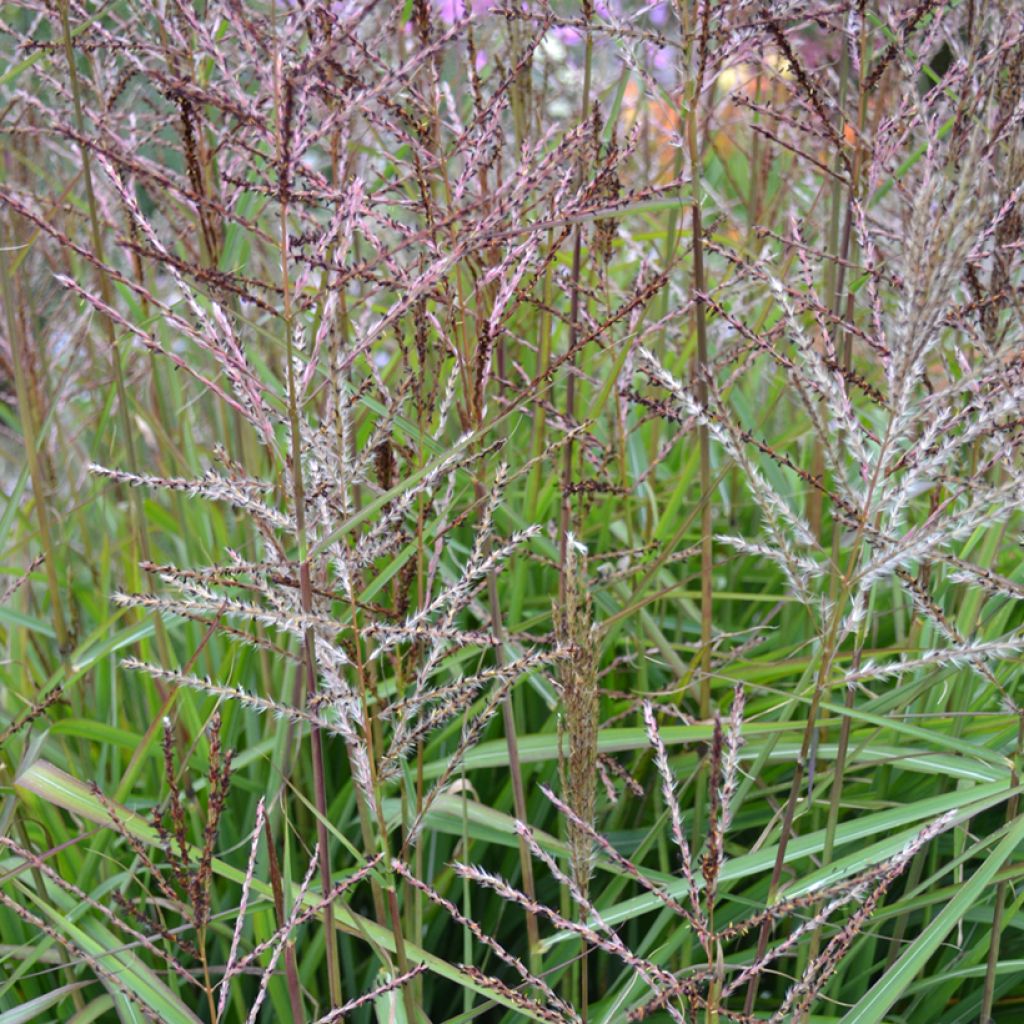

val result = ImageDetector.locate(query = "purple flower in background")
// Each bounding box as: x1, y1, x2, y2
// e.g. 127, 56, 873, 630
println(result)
551, 1, 667, 51
432, 0, 495, 22
649, 43, 672, 75
649, 2, 669, 27
554, 25, 583, 47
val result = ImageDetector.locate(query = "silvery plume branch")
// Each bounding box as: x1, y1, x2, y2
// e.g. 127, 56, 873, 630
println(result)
393, 649, 559, 761
303, 170, 364, 272
484, 235, 541, 341
719, 684, 745, 834
371, 624, 503, 653
514, 817, 620, 943
763, 257, 873, 474
296, 291, 338, 406
467, 463, 509, 572
894, 569, 980, 659
873, 426, 1024, 550
321, 381, 357, 524
851, 194, 889, 346
114, 581, 341, 642
391, 859, 580, 1023
305, 377, 411, 504
702, 288, 853, 505
838, 584, 870, 647
216, 798, 264, 1022
839, 475, 1007, 589
262, 575, 324, 643
200, 612, 301, 662
371, 463, 516, 661
945, 559, 1024, 603
393, 525, 540, 652
456, 967, 574, 1024
885, 149, 989, 443
314, 629, 353, 686
426, 472, 460, 599
704, 369, 823, 545
102, 563, 298, 662
843, 638, 1024, 690
642, 701, 708, 937
966, 171, 1024, 266
341, 249, 473, 372
433, 349, 461, 438
720, 890, 858, 1002
636, 346, 817, 549
524, 811, 708, 1011
313, 648, 377, 811
859, 479, 1024, 589
350, 435, 500, 572
95, 154, 278, 449
895, 360, 1024, 470
969, 459, 1024, 504
226, 854, 385, 985
771, 811, 958, 1022
121, 658, 356, 738
538, 783, 705, 931
189, 552, 281, 581
244, 843, 321, 1024
399, 647, 566, 845
312, 965, 430, 1024
376, 499, 487, 708
715, 534, 824, 613
300, 405, 382, 527
52, 273, 262, 427
719, 837, 926, 948
876, 374, 1024, 527
450, 528, 544, 614
88, 465, 293, 533
453, 858, 688, 1024
380, 676, 486, 762
503, 117, 590, 210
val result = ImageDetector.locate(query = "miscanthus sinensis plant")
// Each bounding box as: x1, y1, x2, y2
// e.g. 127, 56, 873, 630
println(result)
2, 1, 1024, 1022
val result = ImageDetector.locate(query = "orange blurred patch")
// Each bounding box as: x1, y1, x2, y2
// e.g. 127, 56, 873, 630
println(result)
620, 78, 682, 184
618, 59, 794, 181
711, 58, 792, 160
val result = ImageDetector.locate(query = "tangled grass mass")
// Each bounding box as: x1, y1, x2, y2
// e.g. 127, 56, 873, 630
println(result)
2, 1, 1024, 1021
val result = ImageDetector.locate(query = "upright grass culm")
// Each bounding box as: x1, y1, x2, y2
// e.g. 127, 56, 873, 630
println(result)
555, 534, 599, 1018
3, 2, 1024, 1023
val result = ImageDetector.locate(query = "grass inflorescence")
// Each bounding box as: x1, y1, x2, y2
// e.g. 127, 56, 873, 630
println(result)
2, 1, 1024, 1022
